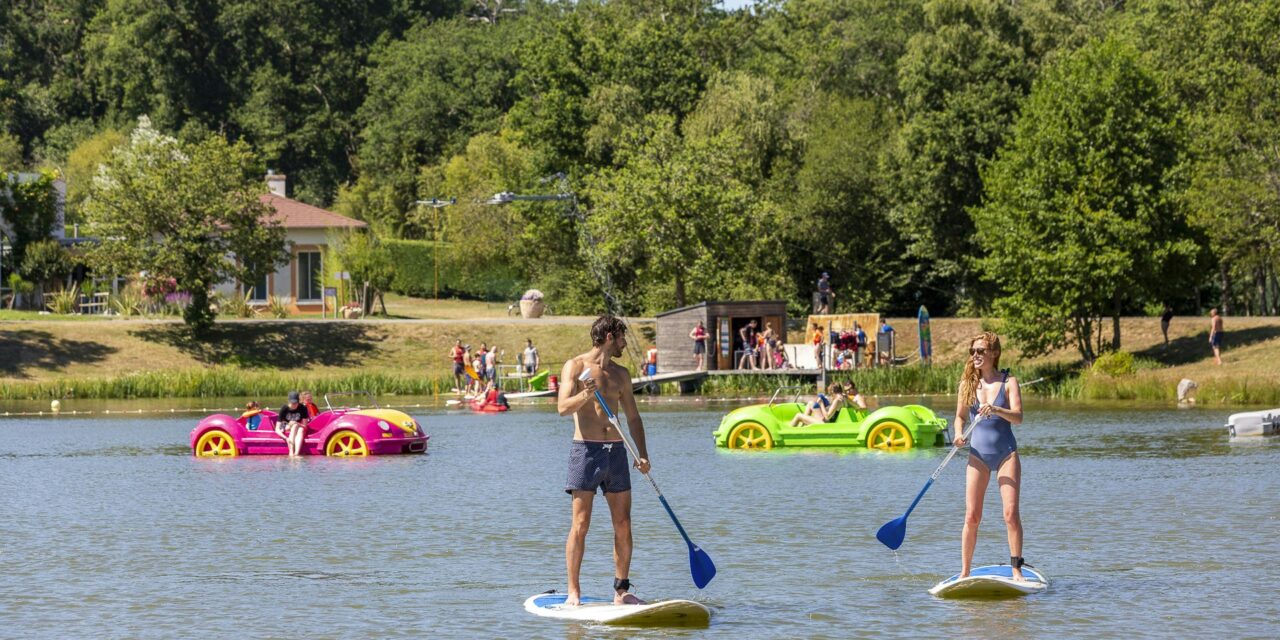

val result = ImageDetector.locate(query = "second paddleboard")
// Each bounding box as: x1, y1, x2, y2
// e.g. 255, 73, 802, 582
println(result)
929, 564, 1048, 598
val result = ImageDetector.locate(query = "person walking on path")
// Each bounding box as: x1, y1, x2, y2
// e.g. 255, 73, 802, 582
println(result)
1160, 305, 1174, 348
952, 332, 1027, 581
689, 321, 708, 371
449, 340, 466, 394
556, 315, 651, 607
1209, 308, 1224, 365
816, 272, 833, 314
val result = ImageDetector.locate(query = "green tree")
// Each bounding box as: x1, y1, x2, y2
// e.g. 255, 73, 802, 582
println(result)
349, 16, 525, 235
1124, 0, 1280, 315
784, 95, 909, 312
18, 238, 70, 308
0, 169, 60, 270
584, 113, 780, 312
890, 0, 1034, 312
509, 1, 717, 171
62, 128, 127, 226
83, 117, 288, 333
972, 38, 1199, 362
0, 133, 23, 168
0, 0, 101, 157
328, 231, 394, 315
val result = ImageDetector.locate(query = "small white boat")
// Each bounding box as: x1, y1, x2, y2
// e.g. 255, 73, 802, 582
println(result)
1225, 409, 1280, 438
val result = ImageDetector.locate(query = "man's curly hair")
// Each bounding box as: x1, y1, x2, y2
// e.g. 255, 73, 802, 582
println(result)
590, 315, 628, 346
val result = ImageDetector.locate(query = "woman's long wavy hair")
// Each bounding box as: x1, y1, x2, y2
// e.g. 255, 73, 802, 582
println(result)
958, 332, 1002, 408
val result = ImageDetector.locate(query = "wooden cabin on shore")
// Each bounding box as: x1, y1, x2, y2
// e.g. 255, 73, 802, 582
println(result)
655, 301, 788, 372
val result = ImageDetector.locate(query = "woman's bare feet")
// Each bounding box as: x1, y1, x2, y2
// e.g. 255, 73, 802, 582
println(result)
1011, 567, 1025, 582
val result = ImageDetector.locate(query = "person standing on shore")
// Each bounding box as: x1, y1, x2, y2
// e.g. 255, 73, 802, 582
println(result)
952, 332, 1026, 581
1160, 305, 1174, 348
1209, 308, 1224, 365
738, 320, 758, 370
523, 339, 540, 375
811, 322, 824, 370
449, 340, 466, 394
557, 315, 650, 607
486, 346, 499, 383
689, 321, 707, 371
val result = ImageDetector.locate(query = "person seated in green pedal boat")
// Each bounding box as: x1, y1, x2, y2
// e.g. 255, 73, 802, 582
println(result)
791, 383, 847, 427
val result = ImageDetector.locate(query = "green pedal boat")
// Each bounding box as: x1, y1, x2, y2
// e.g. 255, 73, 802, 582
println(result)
713, 387, 950, 450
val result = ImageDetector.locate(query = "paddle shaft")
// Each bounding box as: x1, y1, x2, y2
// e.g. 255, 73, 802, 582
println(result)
587, 387, 700, 548
895, 420, 979, 521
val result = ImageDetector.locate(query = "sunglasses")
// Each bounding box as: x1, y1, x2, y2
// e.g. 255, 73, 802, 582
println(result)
969, 347, 995, 357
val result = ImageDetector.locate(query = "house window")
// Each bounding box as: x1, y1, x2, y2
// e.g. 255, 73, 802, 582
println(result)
297, 251, 322, 302
245, 272, 268, 302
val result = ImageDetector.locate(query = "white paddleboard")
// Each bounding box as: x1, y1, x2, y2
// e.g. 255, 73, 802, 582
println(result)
929, 564, 1048, 598
523, 591, 711, 627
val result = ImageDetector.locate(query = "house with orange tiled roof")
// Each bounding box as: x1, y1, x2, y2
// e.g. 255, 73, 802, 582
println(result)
213, 173, 366, 313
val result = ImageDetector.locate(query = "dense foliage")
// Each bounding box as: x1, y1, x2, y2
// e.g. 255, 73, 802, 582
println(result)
4, 0, 1280, 358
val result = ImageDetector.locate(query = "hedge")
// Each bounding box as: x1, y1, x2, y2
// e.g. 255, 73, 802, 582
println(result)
382, 239, 524, 301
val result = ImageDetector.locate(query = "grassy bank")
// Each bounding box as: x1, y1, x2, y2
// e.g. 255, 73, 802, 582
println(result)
1, 305, 1278, 405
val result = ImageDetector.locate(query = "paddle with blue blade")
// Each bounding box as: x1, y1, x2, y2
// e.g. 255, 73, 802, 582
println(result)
877, 376, 1044, 550
876, 420, 978, 550
578, 370, 717, 588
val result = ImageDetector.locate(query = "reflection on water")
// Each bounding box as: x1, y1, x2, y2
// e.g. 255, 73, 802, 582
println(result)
0, 403, 1276, 638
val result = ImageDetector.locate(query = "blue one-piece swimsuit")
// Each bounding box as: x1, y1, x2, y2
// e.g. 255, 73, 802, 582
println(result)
968, 373, 1016, 471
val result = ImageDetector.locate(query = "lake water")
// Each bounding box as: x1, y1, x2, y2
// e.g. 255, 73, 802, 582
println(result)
1, 399, 1277, 639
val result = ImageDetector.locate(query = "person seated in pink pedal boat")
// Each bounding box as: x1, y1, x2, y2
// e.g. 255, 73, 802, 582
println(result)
276, 391, 310, 457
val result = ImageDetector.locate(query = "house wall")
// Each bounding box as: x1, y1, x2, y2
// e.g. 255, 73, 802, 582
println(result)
655, 305, 709, 373
213, 228, 331, 312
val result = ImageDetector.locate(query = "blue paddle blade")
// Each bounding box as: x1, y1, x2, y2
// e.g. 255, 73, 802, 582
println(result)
689, 544, 717, 589
876, 516, 906, 550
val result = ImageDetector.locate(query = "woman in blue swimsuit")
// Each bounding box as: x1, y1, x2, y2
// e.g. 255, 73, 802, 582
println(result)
952, 332, 1026, 581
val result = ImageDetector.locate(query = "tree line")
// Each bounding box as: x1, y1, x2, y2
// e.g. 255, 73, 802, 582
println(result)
2, 0, 1278, 359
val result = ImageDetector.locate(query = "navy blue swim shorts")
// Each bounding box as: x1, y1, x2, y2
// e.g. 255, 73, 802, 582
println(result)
565, 440, 631, 494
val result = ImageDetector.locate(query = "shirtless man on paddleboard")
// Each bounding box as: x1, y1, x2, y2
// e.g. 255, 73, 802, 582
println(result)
557, 315, 651, 606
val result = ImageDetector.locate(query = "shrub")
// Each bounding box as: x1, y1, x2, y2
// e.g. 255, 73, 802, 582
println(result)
268, 295, 291, 318
20, 239, 70, 285
46, 285, 80, 314
220, 291, 256, 318
1091, 351, 1136, 377
111, 284, 145, 317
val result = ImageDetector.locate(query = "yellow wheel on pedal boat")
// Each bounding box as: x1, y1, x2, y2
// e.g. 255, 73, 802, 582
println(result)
726, 422, 774, 450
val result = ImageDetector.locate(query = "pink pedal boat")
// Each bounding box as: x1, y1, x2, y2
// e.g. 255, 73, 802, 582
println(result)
191, 391, 428, 457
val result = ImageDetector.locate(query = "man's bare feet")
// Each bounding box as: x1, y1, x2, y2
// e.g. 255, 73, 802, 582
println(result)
614, 591, 645, 605
564, 591, 580, 607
